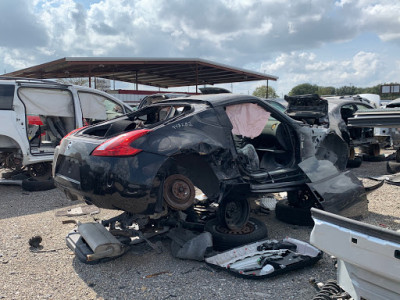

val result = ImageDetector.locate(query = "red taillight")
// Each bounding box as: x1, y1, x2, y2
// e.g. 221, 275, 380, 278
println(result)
91, 129, 151, 157
60, 126, 88, 145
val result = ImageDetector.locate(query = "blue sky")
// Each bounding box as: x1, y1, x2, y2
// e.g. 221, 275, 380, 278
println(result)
1, 0, 399, 96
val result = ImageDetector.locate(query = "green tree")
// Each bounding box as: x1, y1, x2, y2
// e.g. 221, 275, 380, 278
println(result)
288, 83, 318, 96
336, 85, 357, 96
252, 85, 278, 98
317, 86, 336, 96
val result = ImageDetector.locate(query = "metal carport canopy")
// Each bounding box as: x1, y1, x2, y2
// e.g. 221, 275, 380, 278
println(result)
3, 57, 278, 89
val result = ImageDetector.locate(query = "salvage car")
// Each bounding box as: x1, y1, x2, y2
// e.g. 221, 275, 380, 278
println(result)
348, 107, 400, 162
53, 93, 368, 233
0, 77, 132, 177
285, 94, 382, 167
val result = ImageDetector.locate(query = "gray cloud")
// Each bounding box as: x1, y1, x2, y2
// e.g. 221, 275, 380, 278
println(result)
0, 0, 48, 48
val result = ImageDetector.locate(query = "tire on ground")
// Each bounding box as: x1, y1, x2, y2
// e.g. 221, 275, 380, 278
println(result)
387, 160, 400, 174
346, 156, 362, 168
275, 199, 314, 226
22, 177, 55, 192
204, 217, 268, 251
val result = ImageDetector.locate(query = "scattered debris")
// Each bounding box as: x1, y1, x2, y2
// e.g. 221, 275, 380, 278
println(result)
205, 238, 322, 278
167, 228, 213, 261
257, 194, 277, 211
55, 205, 100, 217
28, 235, 42, 249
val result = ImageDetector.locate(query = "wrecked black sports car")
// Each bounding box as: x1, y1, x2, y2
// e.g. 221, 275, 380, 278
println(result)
53, 94, 367, 230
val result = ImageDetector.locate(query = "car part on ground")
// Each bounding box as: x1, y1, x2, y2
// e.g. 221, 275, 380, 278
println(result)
275, 198, 315, 226
310, 208, 400, 300
346, 156, 362, 168
387, 160, 400, 174
21, 177, 55, 192
66, 222, 129, 264
205, 237, 322, 278
311, 279, 350, 300
204, 217, 269, 251
53, 93, 369, 232
167, 228, 213, 261
0, 168, 55, 191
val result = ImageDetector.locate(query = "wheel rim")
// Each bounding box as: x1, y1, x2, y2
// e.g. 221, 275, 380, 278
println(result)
163, 174, 195, 210
225, 201, 242, 228
215, 221, 255, 235
217, 198, 250, 230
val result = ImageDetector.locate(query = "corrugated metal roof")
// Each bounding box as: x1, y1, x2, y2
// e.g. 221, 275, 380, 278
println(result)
3, 57, 278, 88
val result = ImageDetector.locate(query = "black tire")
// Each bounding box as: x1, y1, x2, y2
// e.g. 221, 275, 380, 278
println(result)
275, 199, 314, 226
204, 217, 268, 251
217, 197, 250, 231
346, 156, 362, 168
22, 177, 55, 192
396, 150, 400, 163
368, 143, 380, 156
387, 161, 400, 174
362, 154, 386, 162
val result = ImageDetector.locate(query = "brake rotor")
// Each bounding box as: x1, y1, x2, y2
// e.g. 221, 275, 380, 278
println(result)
163, 174, 195, 210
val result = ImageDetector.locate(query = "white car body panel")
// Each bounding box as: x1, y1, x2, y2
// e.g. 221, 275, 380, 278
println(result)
310, 208, 400, 300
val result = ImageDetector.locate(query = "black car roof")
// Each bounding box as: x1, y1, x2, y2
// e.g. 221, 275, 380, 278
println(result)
156, 93, 262, 107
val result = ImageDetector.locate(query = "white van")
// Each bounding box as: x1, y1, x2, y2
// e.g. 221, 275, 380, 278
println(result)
0, 77, 132, 176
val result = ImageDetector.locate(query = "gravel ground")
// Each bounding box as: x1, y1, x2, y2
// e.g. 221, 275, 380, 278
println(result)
0, 154, 399, 300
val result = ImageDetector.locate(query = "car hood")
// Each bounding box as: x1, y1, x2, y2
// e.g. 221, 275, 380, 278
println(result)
285, 94, 328, 119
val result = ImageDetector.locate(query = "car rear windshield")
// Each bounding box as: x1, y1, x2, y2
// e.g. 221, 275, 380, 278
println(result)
0, 85, 15, 110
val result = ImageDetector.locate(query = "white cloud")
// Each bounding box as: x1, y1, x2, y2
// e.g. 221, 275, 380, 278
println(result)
261, 50, 388, 95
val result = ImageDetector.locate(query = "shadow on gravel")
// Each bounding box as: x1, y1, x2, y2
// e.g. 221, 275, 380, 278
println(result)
364, 211, 400, 230
0, 185, 75, 220
70, 233, 327, 300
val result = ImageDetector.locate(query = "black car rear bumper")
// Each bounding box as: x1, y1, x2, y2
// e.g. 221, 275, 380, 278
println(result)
54, 150, 168, 215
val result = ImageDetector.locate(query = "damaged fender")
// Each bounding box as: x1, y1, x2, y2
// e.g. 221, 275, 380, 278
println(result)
299, 157, 368, 218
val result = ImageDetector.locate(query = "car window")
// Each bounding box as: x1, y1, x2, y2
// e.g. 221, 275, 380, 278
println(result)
354, 103, 371, 111
0, 84, 15, 110
267, 101, 286, 112
78, 92, 125, 124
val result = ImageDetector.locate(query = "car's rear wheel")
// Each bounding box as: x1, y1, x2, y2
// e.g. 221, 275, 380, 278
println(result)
204, 217, 268, 251
217, 197, 250, 230
163, 174, 195, 210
